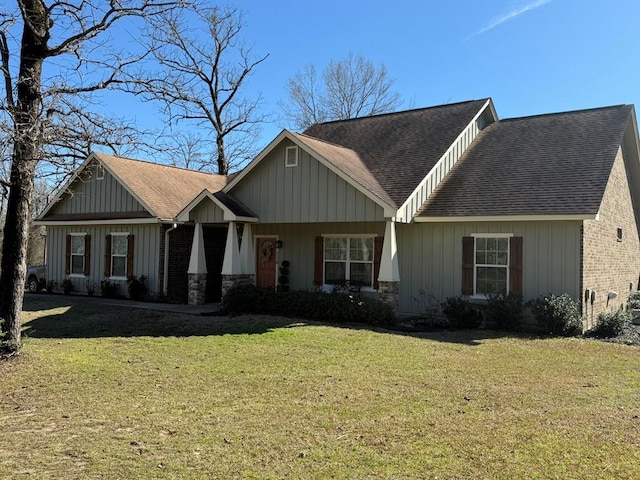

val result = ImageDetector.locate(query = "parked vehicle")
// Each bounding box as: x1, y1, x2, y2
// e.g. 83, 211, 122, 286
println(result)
26, 265, 46, 293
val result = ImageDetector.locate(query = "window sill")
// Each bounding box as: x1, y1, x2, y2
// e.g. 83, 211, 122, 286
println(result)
109, 276, 128, 281
69, 274, 86, 278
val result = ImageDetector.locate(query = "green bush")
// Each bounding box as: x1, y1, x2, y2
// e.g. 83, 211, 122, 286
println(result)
588, 308, 631, 338
485, 294, 523, 331
441, 296, 482, 329
62, 278, 75, 295
222, 284, 396, 326
627, 291, 640, 310
528, 294, 583, 336
100, 279, 120, 299
127, 275, 148, 301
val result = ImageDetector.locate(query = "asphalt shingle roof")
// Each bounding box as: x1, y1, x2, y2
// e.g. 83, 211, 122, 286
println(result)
96, 153, 229, 219
416, 105, 633, 218
303, 99, 489, 207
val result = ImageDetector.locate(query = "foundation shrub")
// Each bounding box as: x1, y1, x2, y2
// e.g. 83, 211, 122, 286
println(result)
441, 296, 482, 329
528, 294, 583, 336
222, 285, 396, 326
588, 308, 631, 338
485, 294, 523, 331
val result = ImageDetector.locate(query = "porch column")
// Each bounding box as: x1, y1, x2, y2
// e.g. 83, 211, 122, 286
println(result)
187, 222, 207, 305
378, 219, 400, 311
239, 223, 255, 276
221, 221, 253, 298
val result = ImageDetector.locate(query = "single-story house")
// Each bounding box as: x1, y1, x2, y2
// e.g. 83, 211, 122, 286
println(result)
36, 98, 640, 323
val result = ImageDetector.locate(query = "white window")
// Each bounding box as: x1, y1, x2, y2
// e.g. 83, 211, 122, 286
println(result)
70, 235, 85, 275
474, 236, 509, 296
111, 234, 128, 278
324, 236, 374, 288
285, 146, 299, 167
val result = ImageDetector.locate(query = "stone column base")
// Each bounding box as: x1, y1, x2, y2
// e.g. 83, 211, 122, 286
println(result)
188, 273, 207, 305
378, 281, 400, 311
221, 274, 255, 299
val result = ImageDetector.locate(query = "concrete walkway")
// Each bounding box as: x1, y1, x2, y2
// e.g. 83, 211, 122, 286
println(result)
24, 292, 223, 316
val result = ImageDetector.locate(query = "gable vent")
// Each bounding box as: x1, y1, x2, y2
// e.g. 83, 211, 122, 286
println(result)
285, 146, 299, 167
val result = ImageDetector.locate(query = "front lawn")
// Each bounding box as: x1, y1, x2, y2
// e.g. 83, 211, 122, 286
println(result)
1, 296, 639, 479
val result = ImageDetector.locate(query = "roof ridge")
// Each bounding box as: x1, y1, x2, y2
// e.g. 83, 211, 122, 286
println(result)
501, 104, 632, 123
291, 131, 355, 151
306, 98, 490, 128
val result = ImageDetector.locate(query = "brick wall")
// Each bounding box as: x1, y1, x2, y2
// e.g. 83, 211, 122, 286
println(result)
159, 224, 194, 304
582, 147, 640, 327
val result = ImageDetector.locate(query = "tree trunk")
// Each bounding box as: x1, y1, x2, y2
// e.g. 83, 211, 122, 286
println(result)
0, 0, 48, 352
216, 133, 228, 175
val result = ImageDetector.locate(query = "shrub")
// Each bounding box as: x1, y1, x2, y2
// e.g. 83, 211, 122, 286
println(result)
62, 278, 75, 295
588, 308, 631, 338
85, 280, 97, 296
46, 280, 57, 293
441, 296, 482, 329
485, 294, 523, 331
222, 285, 396, 326
627, 291, 640, 310
277, 260, 290, 293
127, 275, 148, 301
528, 294, 583, 336
100, 279, 120, 299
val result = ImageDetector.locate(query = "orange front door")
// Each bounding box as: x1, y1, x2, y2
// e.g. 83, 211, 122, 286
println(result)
256, 237, 277, 288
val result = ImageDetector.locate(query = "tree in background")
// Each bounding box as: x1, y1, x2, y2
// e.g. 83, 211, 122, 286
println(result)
0, 0, 184, 354
136, 5, 268, 175
283, 52, 402, 130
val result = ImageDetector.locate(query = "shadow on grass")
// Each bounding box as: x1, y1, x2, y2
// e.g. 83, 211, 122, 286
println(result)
21, 295, 290, 339
21, 294, 540, 345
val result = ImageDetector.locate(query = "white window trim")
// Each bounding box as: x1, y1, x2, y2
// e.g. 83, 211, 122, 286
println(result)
471, 234, 512, 299
322, 235, 377, 292
110, 232, 129, 280
285, 146, 299, 167
69, 232, 87, 278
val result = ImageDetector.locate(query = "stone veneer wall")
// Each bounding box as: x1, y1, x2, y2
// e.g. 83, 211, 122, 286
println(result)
582, 147, 640, 328
378, 281, 400, 311
188, 273, 207, 305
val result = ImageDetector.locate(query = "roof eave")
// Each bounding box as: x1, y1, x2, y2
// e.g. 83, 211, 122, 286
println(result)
414, 214, 596, 223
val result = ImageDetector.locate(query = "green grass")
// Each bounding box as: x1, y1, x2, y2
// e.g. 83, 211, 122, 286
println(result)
1, 296, 640, 479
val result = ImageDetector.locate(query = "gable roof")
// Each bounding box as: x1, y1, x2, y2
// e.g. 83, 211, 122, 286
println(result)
39, 152, 231, 221
97, 153, 229, 219
303, 99, 492, 206
416, 104, 635, 219
288, 132, 396, 207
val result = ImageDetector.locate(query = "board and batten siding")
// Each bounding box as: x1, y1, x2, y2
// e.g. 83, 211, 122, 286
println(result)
188, 199, 226, 224
251, 222, 386, 290
396, 221, 582, 314
46, 224, 161, 295
232, 141, 386, 223
49, 166, 147, 215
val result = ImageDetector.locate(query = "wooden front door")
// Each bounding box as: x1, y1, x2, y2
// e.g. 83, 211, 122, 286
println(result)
256, 237, 277, 288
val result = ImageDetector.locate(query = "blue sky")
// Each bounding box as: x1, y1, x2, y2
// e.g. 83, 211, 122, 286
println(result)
117, 0, 640, 153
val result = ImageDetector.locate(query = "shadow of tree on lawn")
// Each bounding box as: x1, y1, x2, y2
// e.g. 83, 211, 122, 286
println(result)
21, 293, 542, 345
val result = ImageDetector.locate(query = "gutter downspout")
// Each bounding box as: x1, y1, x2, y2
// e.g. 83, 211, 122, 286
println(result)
163, 223, 178, 296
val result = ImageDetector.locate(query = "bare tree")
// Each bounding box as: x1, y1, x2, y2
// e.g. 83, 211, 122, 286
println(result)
136, 5, 268, 174
283, 53, 402, 130
0, 0, 184, 354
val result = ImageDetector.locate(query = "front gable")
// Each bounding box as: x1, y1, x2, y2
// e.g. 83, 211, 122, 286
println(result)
228, 137, 387, 223
38, 154, 155, 223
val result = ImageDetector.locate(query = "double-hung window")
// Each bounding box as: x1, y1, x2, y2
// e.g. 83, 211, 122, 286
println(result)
105, 233, 134, 279
324, 236, 374, 288
110, 233, 128, 278
474, 236, 509, 296
66, 233, 90, 277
